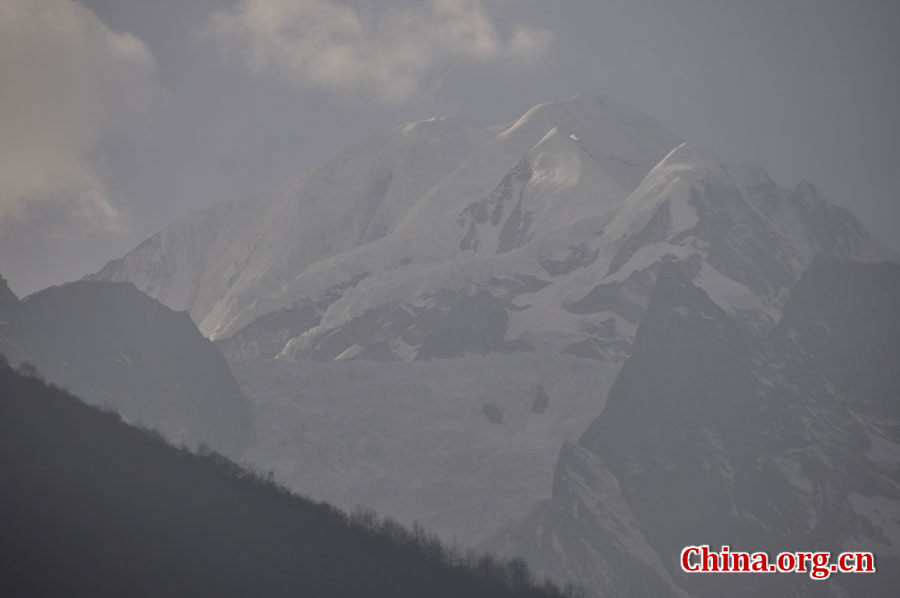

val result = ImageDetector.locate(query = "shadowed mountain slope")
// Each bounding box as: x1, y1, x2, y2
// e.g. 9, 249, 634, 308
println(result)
489, 259, 900, 597
0, 279, 251, 457
0, 359, 579, 598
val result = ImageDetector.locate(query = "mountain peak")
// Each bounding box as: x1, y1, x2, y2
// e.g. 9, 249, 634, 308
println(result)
500, 93, 667, 139
528, 126, 575, 154
497, 94, 682, 191
0, 274, 17, 309
725, 161, 778, 198
397, 115, 478, 137
649, 141, 724, 175
792, 178, 821, 198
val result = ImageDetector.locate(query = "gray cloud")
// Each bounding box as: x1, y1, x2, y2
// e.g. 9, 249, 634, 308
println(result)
202, 0, 551, 102
0, 0, 159, 233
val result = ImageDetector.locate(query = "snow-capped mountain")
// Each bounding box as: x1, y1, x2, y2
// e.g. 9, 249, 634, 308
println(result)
89, 94, 682, 340
90, 115, 489, 338
0, 278, 252, 458
487, 259, 900, 597
92, 94, 891, 362
229, 137, 892, 368
88, 94, 897, 590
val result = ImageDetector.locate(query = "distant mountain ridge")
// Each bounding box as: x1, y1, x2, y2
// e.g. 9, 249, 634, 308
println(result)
0, 278, 251, 457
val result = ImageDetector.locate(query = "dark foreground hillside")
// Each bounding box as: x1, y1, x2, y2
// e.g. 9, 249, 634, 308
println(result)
0, 357, 576, 598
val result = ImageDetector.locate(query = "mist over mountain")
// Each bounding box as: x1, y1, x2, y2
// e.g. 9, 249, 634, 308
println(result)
0, 278, 251, 457
56, 94, 900, 595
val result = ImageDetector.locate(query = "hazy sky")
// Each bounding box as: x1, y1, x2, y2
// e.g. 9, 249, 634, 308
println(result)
1, 0, 898, 296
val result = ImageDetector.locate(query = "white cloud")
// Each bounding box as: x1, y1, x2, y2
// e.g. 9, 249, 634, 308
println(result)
203, 0, 552, 103
0, 0, 159, 232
